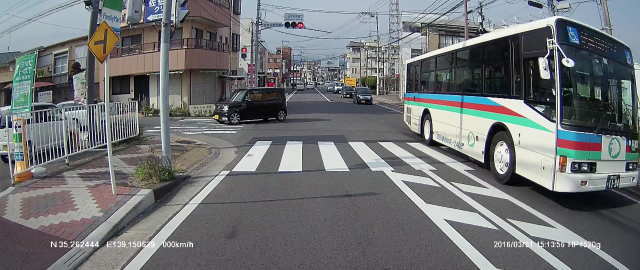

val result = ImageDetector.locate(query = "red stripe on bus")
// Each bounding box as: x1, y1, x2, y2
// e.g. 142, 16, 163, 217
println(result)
410, 98, 523, 117
557, 139, 601, 151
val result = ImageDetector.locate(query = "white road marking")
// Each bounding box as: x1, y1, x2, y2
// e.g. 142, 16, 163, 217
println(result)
452, 183, 508, 199
349, 142, 393, 171
233, 141, 272, 172
379, 142, 435, 171
384, 171, 499, 270
423, 169, 571, 270
318, 141, 349, 171
145, 130, 159, 132
124, 171, 230, 270
385, 171, 438, 187
508, 219, 582, 244
375, 103, 402, 113
613, 190, 640, 204
286, 90, 298, 102
278, 141, 303, 172
315, 88, 333, 102
183, 131, 237, 135
408, 143, 473, 170
411, 142, 627, 269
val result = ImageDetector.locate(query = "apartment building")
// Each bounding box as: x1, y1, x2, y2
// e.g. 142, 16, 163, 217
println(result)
0, 38, 89, 106
345, 41, 399, 82
103, 0, 242, 111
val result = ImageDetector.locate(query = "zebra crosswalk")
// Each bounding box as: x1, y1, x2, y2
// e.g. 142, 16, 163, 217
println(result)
231, 140, 446, 173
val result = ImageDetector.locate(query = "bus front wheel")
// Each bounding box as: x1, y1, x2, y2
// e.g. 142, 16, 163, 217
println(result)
489, 131, 516, 184
422, 114, 435, 145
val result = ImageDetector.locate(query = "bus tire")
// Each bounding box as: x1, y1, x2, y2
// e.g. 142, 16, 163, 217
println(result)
422, 113, 435, 145
489, 131, 516, 184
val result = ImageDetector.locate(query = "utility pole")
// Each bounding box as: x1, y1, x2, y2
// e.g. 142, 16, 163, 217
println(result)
375, 13, 380, 96
547, 0, 556, 16
86, 0, 99, 105
250, 20, 255, 87
464, 0, 469, 40
599, 0, 613, 35
159, 0, 173, 165
255, 0, 262, 86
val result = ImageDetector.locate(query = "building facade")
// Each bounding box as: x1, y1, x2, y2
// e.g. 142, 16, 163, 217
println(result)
0, 38, 90, 106
101, 0, 242, 112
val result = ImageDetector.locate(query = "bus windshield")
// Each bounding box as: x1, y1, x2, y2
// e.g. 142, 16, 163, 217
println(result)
560, 46, 637, 136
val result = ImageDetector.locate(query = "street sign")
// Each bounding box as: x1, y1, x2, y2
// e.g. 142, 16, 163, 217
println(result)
262, 22, 284, 28
144, 0, 189, 24
88, 21, 120, 63
10, 52, 37, 113
100, 0, 123, 33
284, 13, 304, 21
344, 77, 357, 87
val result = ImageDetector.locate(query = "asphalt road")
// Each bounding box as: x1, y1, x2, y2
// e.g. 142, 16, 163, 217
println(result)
0, 162, 9, 191
128, 89, 640, 269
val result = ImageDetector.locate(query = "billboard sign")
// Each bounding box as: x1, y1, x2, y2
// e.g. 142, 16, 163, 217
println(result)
100, 0, 123, 33
11, 52, 38, 113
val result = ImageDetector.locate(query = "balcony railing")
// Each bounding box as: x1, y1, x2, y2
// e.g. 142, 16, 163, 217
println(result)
111, 38, 230, 58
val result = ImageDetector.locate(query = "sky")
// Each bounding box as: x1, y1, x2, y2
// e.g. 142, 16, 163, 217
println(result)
0, 0, 638, 62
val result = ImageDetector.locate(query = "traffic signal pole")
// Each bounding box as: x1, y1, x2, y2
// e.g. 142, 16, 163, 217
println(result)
159, 0, 173, 166
255, 0, 262, 86
86, 0, 99, 105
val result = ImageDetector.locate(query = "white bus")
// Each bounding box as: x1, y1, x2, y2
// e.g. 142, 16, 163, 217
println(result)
403, 17, 638, 192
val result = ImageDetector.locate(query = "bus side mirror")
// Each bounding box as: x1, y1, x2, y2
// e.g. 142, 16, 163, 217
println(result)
538, 57, 551, 80
561, 58, 575, 68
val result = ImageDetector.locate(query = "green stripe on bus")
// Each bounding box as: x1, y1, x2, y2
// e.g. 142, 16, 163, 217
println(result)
405, 101, 550, 132
626, 152, 639, 161
557, 148, 601, 160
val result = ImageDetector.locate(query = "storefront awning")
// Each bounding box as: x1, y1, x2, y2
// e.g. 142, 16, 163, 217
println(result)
3, 81, 56, 89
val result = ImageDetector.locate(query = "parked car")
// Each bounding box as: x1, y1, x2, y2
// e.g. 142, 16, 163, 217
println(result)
213, 88, 287, 125
341, 86, 355, 98
353, 87, 373, 105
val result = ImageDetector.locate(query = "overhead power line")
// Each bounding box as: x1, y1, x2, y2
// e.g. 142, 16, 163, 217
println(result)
0, 0, 83, 39
262, 3, 461, 16
269, 28, 390, 40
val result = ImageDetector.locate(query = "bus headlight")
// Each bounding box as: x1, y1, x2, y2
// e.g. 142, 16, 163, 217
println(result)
570, 162, 596, 173
625, 162, 638, 171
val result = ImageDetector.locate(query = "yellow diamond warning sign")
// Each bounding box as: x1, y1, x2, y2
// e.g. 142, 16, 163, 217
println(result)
88, 21, 120, 63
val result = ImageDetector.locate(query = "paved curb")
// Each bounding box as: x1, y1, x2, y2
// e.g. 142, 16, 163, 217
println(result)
48, 189, 155, 270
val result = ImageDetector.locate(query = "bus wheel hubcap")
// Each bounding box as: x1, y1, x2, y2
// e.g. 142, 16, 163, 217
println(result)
424, 119, 431, 140
494, 141, 510, 175
278, 111, 286, 120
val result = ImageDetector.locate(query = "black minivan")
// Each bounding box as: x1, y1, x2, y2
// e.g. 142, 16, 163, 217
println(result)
213, 88, 287, 125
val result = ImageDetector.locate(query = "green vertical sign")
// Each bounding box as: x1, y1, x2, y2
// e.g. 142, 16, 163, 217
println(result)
11, 52, 37, 113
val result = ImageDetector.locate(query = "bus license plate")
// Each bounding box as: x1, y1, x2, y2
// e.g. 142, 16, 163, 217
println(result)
606, 175, 620, 189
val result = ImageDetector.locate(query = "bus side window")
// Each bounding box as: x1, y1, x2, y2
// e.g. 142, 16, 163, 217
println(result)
484, 38, 511, 96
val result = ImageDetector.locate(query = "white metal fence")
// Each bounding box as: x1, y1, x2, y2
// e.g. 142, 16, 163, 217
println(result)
0, 102, 139, 179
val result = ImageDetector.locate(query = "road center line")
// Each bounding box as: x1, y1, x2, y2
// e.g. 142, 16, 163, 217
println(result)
124, 171, 230, 270
315, 88, 333, 102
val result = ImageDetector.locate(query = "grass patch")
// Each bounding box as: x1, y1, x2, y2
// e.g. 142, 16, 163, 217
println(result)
130, 151, 180, 188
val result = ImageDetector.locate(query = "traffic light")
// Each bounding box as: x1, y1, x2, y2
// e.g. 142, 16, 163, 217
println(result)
241, 47, 247, 59
284, 21, 305, 29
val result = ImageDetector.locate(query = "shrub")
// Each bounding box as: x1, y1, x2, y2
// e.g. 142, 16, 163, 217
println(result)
131, 154, 176, 188
142, 106, 159, 116
169, 106, 190, 117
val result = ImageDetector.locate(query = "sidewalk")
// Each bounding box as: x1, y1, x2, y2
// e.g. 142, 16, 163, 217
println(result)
0, 136, 209, 270
375, 94, 404, 112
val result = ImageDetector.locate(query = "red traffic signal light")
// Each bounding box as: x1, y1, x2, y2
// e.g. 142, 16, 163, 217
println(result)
241, 47, 248, 53
285, 21, 304, 29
